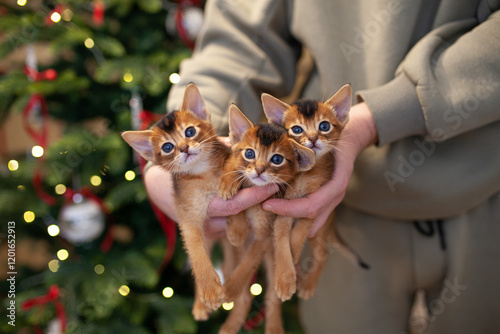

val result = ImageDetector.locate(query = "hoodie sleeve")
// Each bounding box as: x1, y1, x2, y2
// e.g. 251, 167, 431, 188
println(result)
166, 0, 300, 134
358, 9, 500, 146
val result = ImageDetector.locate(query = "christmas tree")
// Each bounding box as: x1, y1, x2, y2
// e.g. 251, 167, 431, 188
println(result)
0, 1, 305, 333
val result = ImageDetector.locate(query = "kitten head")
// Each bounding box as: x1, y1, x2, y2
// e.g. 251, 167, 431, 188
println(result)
262, 84, 351, 158
121, 83, 217, 174
228, 104, 315, 187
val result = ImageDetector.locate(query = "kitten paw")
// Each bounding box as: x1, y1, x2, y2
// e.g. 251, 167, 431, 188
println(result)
275, 269, 297, 301
297, 276, 317, 300
192, 299, 211, 321
217, 177, 239, 200
200, 274, 225, 310
226, 214, 249, 247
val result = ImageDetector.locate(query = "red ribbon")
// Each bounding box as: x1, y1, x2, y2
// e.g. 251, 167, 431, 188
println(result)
138, 110, 177, 272
22, 285, 66, 333
63, 187, 115, 252
24, 66, 58, 81
93, 0, 105, 26
22, 94, 57, 206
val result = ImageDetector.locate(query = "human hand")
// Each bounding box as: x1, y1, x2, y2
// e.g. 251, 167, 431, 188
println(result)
262, 102, 378, 237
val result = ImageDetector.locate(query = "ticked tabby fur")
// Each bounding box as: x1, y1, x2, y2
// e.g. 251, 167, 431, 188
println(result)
262, 84, 369, 301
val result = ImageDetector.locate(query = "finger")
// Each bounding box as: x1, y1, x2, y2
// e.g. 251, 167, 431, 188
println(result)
217, 136, 231, 148
204, 217, 227, 240
307, 209, 331, 238
208, 184, 279, 216
262, 197, 319, 218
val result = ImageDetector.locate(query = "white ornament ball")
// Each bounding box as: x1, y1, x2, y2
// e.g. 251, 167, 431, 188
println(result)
182, 7, 204, 40
46, 319, 63, 334
59, 199, 105, 244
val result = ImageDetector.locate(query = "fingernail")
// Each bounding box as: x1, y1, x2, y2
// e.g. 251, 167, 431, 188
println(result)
263, 204, 273, 211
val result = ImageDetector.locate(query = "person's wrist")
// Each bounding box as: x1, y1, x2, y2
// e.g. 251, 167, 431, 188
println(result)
342, 102, 378, 156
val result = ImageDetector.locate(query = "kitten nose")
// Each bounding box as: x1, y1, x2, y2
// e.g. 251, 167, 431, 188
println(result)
180, 145, 189, 153
255, 167, 265, 176
309, 136, 318, 144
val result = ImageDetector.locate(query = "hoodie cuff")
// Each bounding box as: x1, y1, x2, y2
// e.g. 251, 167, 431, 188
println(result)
356, 74, 426, 146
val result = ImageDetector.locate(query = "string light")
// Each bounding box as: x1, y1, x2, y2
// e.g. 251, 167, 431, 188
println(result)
162, 287, 174, 298
8, 160, 19, 171
48, 259, 60, 272
94, 264, 105, 274
250, 283, 263, 296
123, 73, 133, 83
47, 224, 60, 237
32, 145, 44, 158
124, 170, 135, 181
84, 38, 94, 49
50, 12, 61, 23
57, 249, 69, 261
169, 73, 180, 84
55, 184, 67, 195
62, 9, 73, 21
18, 185, 25, 191
24, 211, 35, 223
222, 302, 234, 311
118, 285, 130, 296
90, 175, 102, 186
17, 0, 27, 6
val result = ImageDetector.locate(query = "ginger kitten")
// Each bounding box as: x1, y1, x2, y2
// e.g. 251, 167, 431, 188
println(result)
262, 84, 369, 301
121, 84, 234, 312
218, 104, 315, 333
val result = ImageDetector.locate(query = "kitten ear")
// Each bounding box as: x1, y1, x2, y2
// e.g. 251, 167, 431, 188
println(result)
291, 140, 316, 172
121, 130, 155, 161
180, 83, 210, 121
261, 93, 291, 126
229, 104, 254, 145
325, 84, 352, 125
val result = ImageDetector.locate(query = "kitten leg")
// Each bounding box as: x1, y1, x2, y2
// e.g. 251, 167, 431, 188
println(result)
297, 220, 331, 300
290, 217, 314, 264
219, 280, 253, 334
223, 236, 271, 302
226, 211, 249, 247
192, 238, 217, 320
223, 207, 274, 302
179, 223, 225, 310
273, 215, 296, 301
264, 246, 285, 334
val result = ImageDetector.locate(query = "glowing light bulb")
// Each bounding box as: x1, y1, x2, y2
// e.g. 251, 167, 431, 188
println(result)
162, 287, 174, 298
55, 184, 67, 195
118, 285, 130, 296
50, 12, 61, 23
125, 170, 136, 181
8, 160, 19, 171
48, 259, 60, 272
222, 302, 234, 311
90, 175, 102, 186
47, 224, 60, 237
250, 283, 263, 296
57, 249, 69, 261
84, 38, 94, 49
32, 145, 44, 158
169, 73, 180, 84
123, 73, 133, 83
94, 264, 105, 274
24, 211, 35, 223
17, 0, 27, 6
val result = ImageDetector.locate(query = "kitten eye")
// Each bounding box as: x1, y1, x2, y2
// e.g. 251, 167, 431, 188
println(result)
270, 154, 284, 165
185, 127, 196, 138
319, 121, 331, 132
162, 143, 174, 153
245, 149, 255, 160
291, 126, 304, 134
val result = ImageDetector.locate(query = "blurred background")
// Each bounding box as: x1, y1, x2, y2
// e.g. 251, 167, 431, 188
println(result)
0, 0, 304, 333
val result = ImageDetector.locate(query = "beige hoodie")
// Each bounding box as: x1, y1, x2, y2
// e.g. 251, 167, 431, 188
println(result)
167, 0, 500, 220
